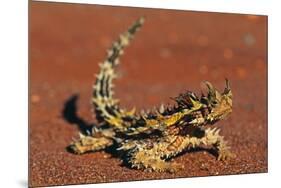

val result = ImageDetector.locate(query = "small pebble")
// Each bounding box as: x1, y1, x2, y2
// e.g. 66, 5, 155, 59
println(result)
31, 94, 40, 103
244, 33, 256, 46
223, 48, 233, 60
159, 48, 172, 59
236, 67, 247, 79
103, 154, 110, 159
246, 15, 259, 21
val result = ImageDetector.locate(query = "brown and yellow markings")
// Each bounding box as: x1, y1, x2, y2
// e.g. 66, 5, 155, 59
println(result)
167, 136, 185, 151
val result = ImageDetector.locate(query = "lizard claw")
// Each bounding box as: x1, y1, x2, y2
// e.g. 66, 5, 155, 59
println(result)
217, 150, 235, 161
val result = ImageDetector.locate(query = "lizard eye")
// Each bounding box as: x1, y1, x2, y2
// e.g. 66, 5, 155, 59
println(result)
211, 100, 218, 106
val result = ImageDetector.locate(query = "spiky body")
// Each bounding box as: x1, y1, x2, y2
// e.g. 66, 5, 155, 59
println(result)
69, 17, 234, 172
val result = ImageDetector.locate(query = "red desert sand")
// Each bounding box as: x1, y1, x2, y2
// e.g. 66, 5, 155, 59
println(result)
29, 2, 267, 187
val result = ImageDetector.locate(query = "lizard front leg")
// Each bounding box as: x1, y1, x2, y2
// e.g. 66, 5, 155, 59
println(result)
69, 128, 115, 154
125, 137, 186, 173
69, 134, 113, 154
200, 127, 235, 160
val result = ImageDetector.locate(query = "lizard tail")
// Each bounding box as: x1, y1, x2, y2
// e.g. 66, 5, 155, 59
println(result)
92, 17, 145, 130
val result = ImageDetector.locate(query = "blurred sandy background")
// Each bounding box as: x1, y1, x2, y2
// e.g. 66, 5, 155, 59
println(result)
29, 1, 267, 187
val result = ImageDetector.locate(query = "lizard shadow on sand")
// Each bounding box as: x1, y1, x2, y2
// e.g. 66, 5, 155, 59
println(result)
62, 94, 93, 135
62, 94, 219, 169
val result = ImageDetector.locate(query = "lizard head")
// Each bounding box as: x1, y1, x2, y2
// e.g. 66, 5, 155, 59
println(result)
171, 79, 232, 127
201, 79, 233, 124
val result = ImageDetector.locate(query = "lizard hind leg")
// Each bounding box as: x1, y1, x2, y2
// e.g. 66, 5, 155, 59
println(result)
200, 127, 235, 160
69, 132, 113, 154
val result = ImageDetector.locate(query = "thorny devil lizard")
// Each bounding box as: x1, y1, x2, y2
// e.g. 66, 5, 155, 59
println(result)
68, 17, 234, 173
